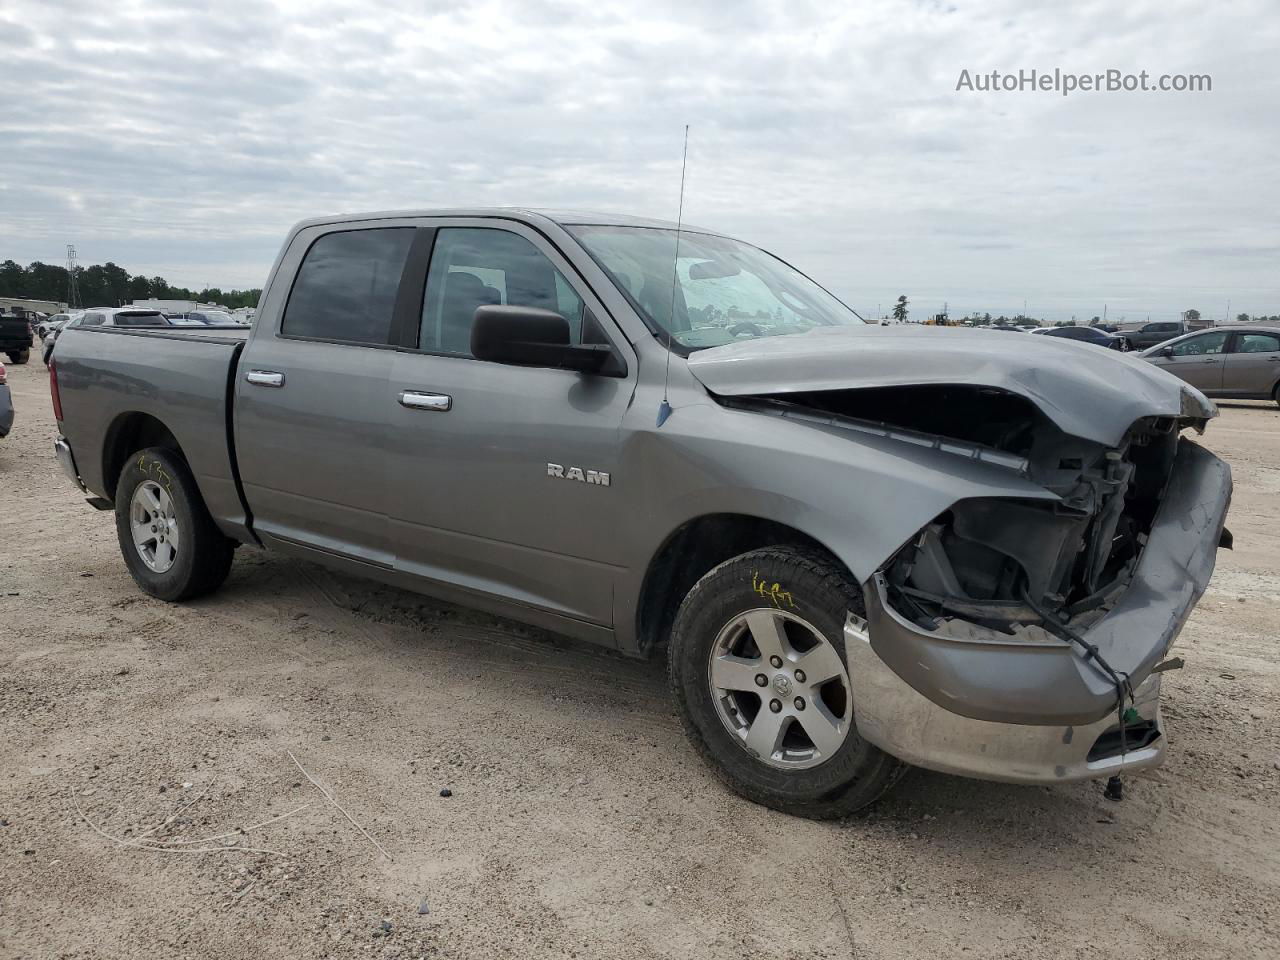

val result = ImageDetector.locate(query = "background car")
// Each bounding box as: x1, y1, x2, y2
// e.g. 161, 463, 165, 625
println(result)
1126, 319, 1191, 350
42, 309, 170, 365
36, 314, 73, 338
1142, 325, 1280, 406
78, 308, 171, 329
187, 309, 237, 325
1037, 325, 1130, 351
0, 309, 34, 364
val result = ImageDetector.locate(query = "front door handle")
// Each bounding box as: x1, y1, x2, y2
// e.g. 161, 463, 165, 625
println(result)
245, 370, 285, 387
399, 390, 452, 412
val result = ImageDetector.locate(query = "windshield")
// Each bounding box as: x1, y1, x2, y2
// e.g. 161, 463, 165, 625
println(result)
567, 225, 865, 351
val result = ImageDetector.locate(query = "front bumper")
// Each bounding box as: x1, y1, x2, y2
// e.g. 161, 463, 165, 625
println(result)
863, 437, 1231, 727
846, 614, 1167, 783
54, 437, 87, 492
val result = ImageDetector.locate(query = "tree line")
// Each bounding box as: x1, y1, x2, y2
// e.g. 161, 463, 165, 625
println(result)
0, 259, 262, 311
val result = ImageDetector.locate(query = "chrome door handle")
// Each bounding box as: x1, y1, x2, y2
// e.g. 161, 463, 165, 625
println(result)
245, 370, 285, 387
399, 390, 451, 412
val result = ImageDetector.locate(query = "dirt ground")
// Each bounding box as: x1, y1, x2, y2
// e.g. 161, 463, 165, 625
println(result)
1, 356, 1277, 960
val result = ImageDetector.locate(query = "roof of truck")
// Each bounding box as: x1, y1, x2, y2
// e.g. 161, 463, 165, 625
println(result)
290, 207, 724, 236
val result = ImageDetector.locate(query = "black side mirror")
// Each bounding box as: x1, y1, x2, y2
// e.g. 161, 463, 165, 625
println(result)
471, 305, 616, 374
1159, 345, 1175, 358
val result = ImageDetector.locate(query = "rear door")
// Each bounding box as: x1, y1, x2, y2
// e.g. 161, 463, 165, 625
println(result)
1146, 330, 1229, 393
1222, 330, 1280, 399
234, 221, 420, 567
385, 220, 635, 625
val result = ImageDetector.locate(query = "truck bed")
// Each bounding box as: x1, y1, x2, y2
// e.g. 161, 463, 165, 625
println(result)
53, 325, 252, 538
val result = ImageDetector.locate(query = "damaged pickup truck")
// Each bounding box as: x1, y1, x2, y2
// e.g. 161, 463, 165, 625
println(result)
49, 209, 1232, 818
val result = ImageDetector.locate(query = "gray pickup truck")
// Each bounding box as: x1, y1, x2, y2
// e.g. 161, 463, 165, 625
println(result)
51, 209, 1232, 818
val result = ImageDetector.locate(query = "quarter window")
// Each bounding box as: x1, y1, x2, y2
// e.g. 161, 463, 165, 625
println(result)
1170, 331, 1229, 356
282, 228, 415, 344
1235, 333, 1280, 354
420, 228, 585, 355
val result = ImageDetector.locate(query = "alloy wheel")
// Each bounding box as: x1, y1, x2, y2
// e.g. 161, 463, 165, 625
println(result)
707, 609, 853, 770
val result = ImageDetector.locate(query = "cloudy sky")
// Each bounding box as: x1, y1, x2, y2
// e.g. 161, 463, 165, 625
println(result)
1, 0, 1277, 321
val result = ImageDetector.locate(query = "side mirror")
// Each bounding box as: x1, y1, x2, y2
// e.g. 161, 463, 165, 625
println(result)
1159, 345, 1175, 358
471, 305, 615, 374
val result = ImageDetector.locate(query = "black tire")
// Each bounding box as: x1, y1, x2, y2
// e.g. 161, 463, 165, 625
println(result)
7, 349, 29, 364
114, 446, 234, 601
668, 545, 905, 819
1273, 382, 1280, 409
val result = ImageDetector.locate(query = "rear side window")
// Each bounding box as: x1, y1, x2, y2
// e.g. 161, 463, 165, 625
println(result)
283, 228, 415, 344
1235, 333, 1280, 354
419, 228, 585, 355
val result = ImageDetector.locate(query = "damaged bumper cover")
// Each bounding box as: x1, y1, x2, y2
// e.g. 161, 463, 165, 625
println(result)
852, 438, 1230, 781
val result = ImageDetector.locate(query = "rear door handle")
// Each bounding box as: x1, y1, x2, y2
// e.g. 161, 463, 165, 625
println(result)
399, 390, 452, 412
245, 370, 285, 387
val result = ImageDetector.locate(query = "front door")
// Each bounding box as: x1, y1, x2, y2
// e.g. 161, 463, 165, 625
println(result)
1222, 330, 1280, 399
235, 224, 417, 566
386, 222, 635, 625
1147, 329, 1229, 394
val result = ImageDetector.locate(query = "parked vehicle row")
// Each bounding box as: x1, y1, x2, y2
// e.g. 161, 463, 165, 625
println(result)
50, 208, 1232, 818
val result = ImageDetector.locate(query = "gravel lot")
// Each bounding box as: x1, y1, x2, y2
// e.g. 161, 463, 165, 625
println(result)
1, 356, 1277, 959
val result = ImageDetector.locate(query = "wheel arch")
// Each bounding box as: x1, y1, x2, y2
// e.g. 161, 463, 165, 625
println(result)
632, 512, 852, 658
102, 411, 184, 500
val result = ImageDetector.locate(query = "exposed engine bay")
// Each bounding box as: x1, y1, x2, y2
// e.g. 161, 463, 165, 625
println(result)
737, 384, 1190, 639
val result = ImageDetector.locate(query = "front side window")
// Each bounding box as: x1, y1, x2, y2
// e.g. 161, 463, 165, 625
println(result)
1170, 331, 1229, 356
420, 228, 585, 355
283, 228, 415, 344
567, 225, 864, 352
1235, 332, 1280, 354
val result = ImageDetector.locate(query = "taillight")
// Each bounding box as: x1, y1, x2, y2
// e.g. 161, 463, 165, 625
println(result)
49, 358, 63, 420
0, 361, 7, 385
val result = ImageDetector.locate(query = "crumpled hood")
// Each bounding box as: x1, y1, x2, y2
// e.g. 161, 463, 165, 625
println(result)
685, 325, 1216, 447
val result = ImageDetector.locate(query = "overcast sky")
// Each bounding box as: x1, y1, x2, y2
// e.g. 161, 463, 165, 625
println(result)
1, 0, 1277, 321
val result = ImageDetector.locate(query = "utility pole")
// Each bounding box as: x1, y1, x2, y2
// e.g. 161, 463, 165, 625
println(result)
65, 245, 81, 308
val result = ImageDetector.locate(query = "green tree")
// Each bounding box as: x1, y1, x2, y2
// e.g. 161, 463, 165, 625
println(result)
891, 295, 909, 322
1236, 313, 1250, 323
1184, 308, 1201, 324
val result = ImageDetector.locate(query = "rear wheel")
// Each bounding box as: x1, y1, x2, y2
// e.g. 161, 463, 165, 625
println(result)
7, 349, 29, 364
1273, 382, 1280, 409
114, 447, 234, 601
668, 545, 905, 819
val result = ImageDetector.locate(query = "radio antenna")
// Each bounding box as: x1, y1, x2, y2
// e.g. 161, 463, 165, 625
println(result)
656, 124, 689, 428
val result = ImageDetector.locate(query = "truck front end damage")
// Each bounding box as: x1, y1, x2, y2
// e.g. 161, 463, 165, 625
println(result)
689, 327, 1233, 785
844, 394, 1232, 783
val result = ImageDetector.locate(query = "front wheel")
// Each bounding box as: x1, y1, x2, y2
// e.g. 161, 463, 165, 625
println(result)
114, 447, 234, 601
668, 545, 905, 819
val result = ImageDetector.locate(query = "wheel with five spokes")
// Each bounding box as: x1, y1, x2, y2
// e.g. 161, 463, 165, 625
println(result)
114, 446, 234, 601
668, 545, 905, 818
